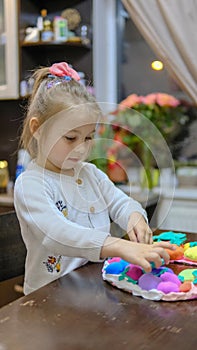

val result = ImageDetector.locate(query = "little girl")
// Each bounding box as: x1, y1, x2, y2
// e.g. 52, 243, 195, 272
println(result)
14, 62, 173, 295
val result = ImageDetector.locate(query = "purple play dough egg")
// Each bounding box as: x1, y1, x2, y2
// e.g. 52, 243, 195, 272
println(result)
157, 281, 179, 294
152, 267, 174, 276
160, 272, 181, 286
138, 274, 161, 291
126, 266, 143, 281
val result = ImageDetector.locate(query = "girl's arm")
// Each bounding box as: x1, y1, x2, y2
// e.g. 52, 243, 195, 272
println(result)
93, 166, 151, 243
100, 236, 174, 273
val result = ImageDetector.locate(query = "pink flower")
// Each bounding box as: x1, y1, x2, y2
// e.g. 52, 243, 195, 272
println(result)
156, 93, 180, 107
141, 93, 157, 105
119, 92, 180, 109
119, 94, 142, 109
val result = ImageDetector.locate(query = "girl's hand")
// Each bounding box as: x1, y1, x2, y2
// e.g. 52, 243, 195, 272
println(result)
101, 237, 175, 273
127, 212, 153, 244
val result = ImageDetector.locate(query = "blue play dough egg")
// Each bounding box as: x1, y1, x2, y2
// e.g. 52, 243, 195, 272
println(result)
105, 260, 128, 274
119, 259, 130, 268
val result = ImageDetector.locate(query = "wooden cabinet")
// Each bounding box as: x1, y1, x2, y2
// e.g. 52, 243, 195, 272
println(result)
0, 0, 93, 100
19, 0, 93, 96
0, 0, 94, 178
0, 0, 19, 99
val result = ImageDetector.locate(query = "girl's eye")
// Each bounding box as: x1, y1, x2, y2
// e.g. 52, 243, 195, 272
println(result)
86, 133, 95, 141
64, 136, 76, 141
85, 136, 93, 141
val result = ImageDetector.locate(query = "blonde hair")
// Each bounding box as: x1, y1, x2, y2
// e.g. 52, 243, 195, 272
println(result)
20, 65, 102, 158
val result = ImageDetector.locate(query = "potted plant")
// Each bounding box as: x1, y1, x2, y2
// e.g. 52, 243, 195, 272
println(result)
90, 93, 188, 188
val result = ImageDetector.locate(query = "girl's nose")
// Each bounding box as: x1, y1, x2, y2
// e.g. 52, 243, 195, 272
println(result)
75, 142, 87, 154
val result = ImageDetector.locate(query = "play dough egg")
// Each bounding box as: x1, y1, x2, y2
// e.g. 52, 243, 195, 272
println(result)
157, 282, 179, 294
179, 281, 192, 292
184, 243, 190, 251
184, 246, 197, 261
105, 262, 126, 274
108, 257, 121, 263
152, 266, 173, 276
178, 269, 197, 282
105, 259, 129, 274
126, 265, 143, 281
138, 274, 161, 291
160, 272, 181, 286
165, 245, 184, 260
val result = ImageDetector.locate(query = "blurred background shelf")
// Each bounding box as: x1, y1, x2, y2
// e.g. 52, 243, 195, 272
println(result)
118, 184, 197, 233
21, 41, 91, 49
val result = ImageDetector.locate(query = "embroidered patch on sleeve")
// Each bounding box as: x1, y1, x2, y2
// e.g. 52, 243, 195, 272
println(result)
56, 200, 68, 217
43, 255, 62, 273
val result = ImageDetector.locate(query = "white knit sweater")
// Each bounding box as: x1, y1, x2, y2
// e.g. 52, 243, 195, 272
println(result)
14, 160, 147, 295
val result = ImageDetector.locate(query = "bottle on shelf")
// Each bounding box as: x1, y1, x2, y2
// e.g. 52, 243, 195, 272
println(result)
38, 9, 53, 42
53, 16, 68, 42
80, 24, 90, 45
36, 11, 44, 41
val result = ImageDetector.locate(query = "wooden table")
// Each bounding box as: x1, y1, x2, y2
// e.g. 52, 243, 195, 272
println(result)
0, 234, 197, 350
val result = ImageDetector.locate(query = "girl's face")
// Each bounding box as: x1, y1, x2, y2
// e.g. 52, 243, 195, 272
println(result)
47, 123, 95, 173
32, 110, 96, 174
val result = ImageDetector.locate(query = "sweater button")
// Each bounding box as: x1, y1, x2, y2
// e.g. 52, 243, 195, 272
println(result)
76, 178, 82, 185
90, 206, 95, 213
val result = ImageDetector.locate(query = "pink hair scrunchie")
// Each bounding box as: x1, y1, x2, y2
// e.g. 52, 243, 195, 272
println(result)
49, 62, 80, 81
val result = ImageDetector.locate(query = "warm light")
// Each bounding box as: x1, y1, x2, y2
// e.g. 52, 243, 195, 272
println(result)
0, 160, 8, 169
151, 60, 164, 71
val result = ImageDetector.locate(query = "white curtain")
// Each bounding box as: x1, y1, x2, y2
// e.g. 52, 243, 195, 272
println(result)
122, 0, 197, 104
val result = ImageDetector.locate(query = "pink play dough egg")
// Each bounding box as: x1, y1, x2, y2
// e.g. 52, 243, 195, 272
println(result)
138, 274, 161, 291
108, 257, 121, 263
126, 266, 143, 281
160, 272, 181, 286
157, 281, 179, 294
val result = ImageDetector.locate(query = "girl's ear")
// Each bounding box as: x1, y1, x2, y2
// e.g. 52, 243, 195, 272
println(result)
29, 117, 40, 137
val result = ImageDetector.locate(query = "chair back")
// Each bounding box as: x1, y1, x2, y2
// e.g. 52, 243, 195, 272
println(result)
0, 211, 26, 282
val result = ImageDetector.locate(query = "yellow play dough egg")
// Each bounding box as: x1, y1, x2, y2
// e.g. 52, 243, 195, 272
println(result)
184, 242, 190, 251
179, 269, 197, 282
184, 246, 197, 261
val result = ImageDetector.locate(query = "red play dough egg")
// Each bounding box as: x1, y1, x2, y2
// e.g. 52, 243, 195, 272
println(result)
165, 245, 184, 260
179, 281, 192, 292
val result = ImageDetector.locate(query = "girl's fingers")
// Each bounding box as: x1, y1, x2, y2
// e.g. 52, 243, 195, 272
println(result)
129, 230, 153, 245
152, 246, 170, 264
146, 228, 153, 244
148, 234, 153, 245
137, 258, 152, 273
134, 248, 170, 272
128, 229, 138, 242
153, 241, 176, 250
137, 228, 153, 244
